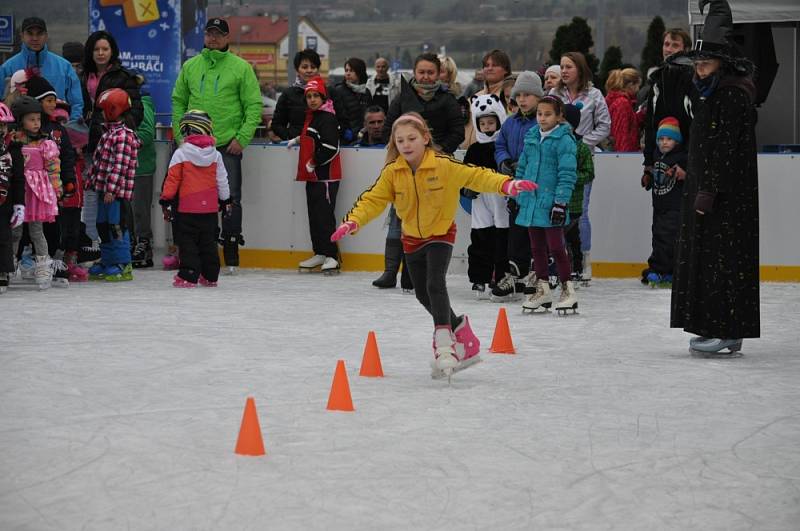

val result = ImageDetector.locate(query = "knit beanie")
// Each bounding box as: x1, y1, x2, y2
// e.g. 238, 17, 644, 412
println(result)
545, 64, 561, 78
304, 76, 328, 99
656, 117, 683, 143
511, 71, 544, 98
9, 69, 29, 94
25, 74, 58, 101
62, 41, 85, 64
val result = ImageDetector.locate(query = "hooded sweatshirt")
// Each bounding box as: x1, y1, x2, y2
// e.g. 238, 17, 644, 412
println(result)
161, 135, 230, 214
0, 44, 84, 120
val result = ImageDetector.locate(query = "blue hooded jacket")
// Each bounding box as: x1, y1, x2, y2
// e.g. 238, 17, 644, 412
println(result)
1, 43, 83, 120
515, 122, 578, 228
494, 110, 537, 166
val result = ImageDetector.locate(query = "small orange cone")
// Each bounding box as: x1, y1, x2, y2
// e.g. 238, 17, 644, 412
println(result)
489, 307, 516, 354
359, 331, 384, 377
327, 360, 355, 411
235, 397, 266, 456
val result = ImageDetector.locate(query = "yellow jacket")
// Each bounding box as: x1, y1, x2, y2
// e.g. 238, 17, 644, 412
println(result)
345, 149, 511, 238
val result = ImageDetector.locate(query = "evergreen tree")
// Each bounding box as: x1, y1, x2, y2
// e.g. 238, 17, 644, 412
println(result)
548, 16, 600, 79
640, 16, 666, 75
598, 45, 624, 93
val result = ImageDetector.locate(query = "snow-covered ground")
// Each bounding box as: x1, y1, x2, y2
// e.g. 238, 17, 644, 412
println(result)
1, 270, 799, 530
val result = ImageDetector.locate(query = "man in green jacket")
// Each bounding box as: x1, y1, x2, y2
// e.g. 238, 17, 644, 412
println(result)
171, 18, 263, 272
132, 87, 156, 268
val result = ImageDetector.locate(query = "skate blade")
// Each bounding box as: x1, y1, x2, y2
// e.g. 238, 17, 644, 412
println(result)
431, 355, 482, 380
522, 306, 551, 314
51, 279, 70, 288
555, 304, 579, 316
298, 266, 322, 273
322, 269, 340, 276
689, 347, 743, 359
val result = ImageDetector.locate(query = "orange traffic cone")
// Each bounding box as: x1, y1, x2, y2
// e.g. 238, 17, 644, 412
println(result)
235, 397, 266, 456
359, 331, 384, 377
489, 307, 516, 354
327, 360, 355, 411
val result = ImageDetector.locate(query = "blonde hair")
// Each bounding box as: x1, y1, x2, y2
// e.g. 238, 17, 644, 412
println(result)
439, 56, 462, 95
605, 68, 642, 93
385, 112, 440, 165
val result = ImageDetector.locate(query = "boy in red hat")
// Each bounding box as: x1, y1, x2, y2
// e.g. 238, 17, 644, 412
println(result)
289, 76, 343, 274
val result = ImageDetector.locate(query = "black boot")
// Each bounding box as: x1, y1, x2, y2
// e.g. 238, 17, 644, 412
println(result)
221, 233, 244, 268
372, 238, 402, 288
400, 253, 414, 291
132, 238, 154, 268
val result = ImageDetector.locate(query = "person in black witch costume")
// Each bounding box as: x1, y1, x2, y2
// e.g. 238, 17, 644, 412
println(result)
670, 0, 760, 356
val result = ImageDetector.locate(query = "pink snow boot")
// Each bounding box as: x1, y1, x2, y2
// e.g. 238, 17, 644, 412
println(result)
198, 275, 217, 287
162, 254, 180, 270
172, 274, 197, 288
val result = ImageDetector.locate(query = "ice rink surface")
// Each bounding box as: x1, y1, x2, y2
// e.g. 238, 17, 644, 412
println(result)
1, 270, 799, 530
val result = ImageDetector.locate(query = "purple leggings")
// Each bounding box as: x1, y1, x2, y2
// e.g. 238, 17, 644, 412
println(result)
528, 227, 572, 283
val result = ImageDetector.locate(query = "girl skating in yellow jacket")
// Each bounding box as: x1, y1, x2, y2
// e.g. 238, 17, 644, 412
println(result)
332, 112, 536, 380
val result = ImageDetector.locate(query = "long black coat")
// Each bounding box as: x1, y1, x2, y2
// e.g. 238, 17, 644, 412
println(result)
382, 77, 465, 154
670, 74, 760, 339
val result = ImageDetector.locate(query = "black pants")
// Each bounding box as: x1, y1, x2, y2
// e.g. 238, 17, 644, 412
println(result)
405, 242, 460, 328
177, 213, 221, 283
0, 203, 12, 273
468, 226, 509, 284
306, 180, 339, 258
648, 207, 681, 275
507, 205, 531, 276
42, 207, 82, 256
564, 214, 583, 274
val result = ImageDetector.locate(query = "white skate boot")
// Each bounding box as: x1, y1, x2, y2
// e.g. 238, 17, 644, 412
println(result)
581, 251, 592, 286
298, 254, 326, 272
555, 280, 578, 315
321, 256, 340, 275
522, 279, 552, 313
431, 325, 459, 381
34, 255, 53, 290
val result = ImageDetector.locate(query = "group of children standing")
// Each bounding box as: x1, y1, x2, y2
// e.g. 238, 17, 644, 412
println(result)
0, 66, 233, 293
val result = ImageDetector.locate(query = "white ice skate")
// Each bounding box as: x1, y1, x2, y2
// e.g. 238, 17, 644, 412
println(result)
298, 254, 326, 273
555, 280, 578, 315
321, 257, 340, 275
34, 255, 53, 290
689, 338, 743, 358
581, 251, 592, 287
224, 265, 238, 276
430, 326, 459, 382
522, 279, 552, 313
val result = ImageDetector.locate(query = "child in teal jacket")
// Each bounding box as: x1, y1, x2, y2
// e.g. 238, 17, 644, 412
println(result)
515, 96, 578, 313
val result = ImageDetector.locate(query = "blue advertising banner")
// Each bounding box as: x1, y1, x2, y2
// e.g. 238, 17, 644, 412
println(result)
0, 15, 14, 47
89, 0, 183, 118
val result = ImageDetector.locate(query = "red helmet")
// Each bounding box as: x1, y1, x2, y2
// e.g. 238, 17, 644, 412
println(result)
0, 102, 13, 123
96, 88, 131, 122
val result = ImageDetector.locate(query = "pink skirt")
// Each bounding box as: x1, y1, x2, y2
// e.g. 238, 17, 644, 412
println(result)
24, 170, 58, 223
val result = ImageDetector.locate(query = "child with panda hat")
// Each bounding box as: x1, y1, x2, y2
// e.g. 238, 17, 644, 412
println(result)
462, 94, 510, 298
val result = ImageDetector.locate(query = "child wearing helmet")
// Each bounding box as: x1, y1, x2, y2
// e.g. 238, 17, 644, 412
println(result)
159, 110, 231, 288
8, 95, 62, 290
0, 102, 25, 293
86, 87, 141, 281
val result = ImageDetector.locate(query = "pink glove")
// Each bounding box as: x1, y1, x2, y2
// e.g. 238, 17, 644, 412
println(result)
501, 179, 537, 196
331, 220, 358, 242
9, 205, 24, 228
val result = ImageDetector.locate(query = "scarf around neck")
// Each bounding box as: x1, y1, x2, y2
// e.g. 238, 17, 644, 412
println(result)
293, 76, 308, 89
410, 79, 442, 102
346, 81, 368, 94
693, 73, 720, 99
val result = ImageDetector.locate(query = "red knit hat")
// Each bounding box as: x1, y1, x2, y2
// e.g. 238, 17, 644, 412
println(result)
304, 76, 327, 99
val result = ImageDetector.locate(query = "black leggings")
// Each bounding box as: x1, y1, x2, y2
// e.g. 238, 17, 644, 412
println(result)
404, 242, 460, 328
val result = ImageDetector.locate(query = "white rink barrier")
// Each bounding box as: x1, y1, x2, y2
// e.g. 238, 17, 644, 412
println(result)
150, 143, 800, 280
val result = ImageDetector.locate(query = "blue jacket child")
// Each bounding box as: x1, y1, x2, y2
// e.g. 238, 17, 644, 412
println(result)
514, 122, 577, 228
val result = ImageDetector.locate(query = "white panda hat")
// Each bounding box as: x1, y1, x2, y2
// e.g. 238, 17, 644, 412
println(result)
471, 93, 508, 144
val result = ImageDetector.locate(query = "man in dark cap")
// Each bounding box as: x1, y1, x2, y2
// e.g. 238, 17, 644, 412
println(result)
0, 17, 83, 120
171, 17, 263, 273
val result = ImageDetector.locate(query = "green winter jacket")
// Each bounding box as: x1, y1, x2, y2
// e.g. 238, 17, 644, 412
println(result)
136, 95, 156, 176
569, 141, 595, 215
171, 48, 263, 147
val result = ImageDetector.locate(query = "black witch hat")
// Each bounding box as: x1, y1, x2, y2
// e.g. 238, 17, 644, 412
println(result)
691, 0, 739, 59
